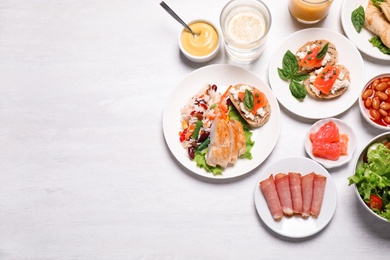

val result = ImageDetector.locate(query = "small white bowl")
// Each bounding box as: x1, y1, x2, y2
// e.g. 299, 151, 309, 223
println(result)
178, 19, 221, 63
351, 132, 390, 223
304, 118, 357, 169
359, 73, 390, 131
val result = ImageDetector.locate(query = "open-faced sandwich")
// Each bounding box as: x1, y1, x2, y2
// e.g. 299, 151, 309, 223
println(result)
303, 64, 351, 100
228, 84, 270, 128
295, 39, 338, 72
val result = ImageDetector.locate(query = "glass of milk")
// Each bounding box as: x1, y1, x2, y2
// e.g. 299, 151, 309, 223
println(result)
220, 0, 272, 64
288, 0, 333, 24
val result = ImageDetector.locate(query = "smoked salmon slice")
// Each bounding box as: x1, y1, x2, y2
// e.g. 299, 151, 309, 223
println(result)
301, 172, 316, 218
288, 172, 303, 214
260, 174, 283, 221
274, 173, 293, 216
310, 121, 349, 161
310, 174, 327, 217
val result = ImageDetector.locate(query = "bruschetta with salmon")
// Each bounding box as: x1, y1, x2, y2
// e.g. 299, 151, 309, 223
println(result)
303, 64, 351, 100
295, 39, 338, 72
228, 84, 270, 128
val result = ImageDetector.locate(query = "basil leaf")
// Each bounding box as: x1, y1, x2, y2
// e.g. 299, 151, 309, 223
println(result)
316, 43, 328, 59
351, 6, 365, 33
282, 50, 299, 77
369, 36, 390, 55
292, 73, 309, 82
277, 68, 290, 80
244, 89, 254, 111
289, 80, 306, 101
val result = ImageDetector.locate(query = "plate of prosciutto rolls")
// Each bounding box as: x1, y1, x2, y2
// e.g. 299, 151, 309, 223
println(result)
254, 157, 337, 238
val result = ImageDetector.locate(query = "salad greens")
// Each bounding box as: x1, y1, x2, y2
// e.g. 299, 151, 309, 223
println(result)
369, 36, 390, 55
348, 142, 390, 221
193, 105, 255, 176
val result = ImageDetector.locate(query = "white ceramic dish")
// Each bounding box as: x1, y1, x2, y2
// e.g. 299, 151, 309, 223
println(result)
351, 132, 390, 223
254, 157, 338, 238
304, 118, 357, 169
341, 0, 390, 61
268, 28, 365, 120
178, 19, 221, 63
163, 64, 281, 179
359, 73, 390, 131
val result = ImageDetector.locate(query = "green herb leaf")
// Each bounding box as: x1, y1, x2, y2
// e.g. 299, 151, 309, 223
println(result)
289, 80, 306, 101
369, 36, 390, 55
277, 68, 290, 80
244, 89, 254, 111
316, 43, 329, 59
292, 73, 309, 82
351, 6, 365, 33
282, 50, 299, 77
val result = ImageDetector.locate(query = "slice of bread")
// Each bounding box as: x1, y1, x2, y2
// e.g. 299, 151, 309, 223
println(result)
303, 64, 350, 100
228, 84, 271, 128
296, 39, 338, 72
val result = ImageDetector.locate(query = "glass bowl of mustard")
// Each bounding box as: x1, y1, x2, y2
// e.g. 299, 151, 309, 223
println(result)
178, 19, 221, 63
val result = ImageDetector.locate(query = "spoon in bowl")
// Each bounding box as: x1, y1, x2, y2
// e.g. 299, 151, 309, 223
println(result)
160, 1, 198, 38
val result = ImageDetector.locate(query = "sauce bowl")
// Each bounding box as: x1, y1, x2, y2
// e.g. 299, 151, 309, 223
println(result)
178, 19, 221, 63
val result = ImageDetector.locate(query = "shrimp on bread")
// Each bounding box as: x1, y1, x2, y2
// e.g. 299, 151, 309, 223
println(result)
228, 84, 271, 128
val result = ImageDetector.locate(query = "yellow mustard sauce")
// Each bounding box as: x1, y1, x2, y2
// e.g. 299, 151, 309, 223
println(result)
180, 22, 218, 57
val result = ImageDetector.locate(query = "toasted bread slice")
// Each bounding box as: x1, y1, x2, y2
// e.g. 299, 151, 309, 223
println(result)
296, 39, 338, 72
303, 64, 350, 100
228, 84, 270, 128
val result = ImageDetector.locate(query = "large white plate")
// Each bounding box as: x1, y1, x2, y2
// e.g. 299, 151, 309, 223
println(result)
254, 157, 337, 238
341, 0, 390, 61
162, 64, 281, 179
268, 28, 365, 120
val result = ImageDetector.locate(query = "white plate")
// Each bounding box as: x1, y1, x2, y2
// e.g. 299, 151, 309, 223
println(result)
254, 157, 337, 238
341, 0, 390, 61
305, 118, 357, 169
268, 28, 365, 120
163, 64, 281, 179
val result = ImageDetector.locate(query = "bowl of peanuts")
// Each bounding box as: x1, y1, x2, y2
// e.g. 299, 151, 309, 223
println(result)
360, 74, 390, 130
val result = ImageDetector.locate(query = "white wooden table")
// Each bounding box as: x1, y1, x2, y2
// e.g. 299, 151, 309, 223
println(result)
0, 0, 389, 259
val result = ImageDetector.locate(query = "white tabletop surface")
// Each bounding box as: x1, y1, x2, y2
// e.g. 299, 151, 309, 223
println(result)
1, 0, 390, 259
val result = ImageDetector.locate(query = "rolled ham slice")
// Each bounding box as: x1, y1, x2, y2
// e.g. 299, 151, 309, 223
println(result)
310, 174, 327, 217
288, 172, 303, 214
301, 172, 316, 218
260, 174, 283, 221
274, 173, 293, 216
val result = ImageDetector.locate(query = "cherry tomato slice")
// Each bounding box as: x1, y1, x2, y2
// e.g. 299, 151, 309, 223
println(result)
368, 194, 382, 210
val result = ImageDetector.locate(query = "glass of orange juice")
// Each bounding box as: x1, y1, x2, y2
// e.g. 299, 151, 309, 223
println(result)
288, 0, 333, 24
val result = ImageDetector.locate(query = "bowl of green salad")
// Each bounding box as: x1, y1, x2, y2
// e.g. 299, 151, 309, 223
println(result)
348, 132, 390, 223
